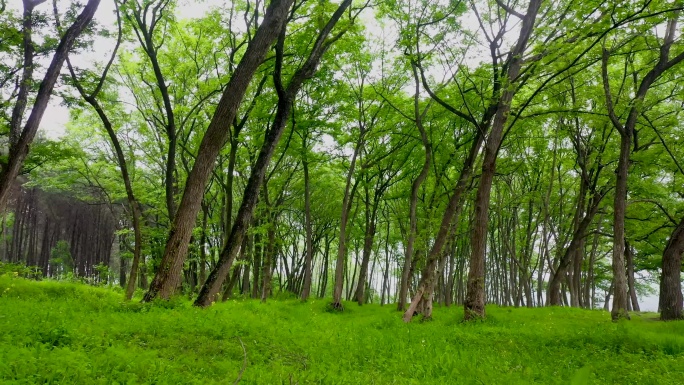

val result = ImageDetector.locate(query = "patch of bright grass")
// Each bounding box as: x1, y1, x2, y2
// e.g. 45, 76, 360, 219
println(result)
1, 275, 683, 384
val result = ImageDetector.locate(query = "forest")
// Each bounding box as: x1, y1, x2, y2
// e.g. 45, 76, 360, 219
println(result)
1, 0, 684, 382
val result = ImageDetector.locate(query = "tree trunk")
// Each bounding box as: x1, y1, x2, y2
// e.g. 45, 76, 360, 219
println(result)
402, 138, 477, 321
625, 239, 640, 312
355, 185, 379, 305
301, 157, 314, 301
143, 0, 293, 302
332, 144, 362, 309
659, 216, 684, 320
195, 1, 352, 307
600, 18, 684, 320
464, 0, 541, 321
548, 191, 602, 306
610, 133, 631, 321
261, 211, 277, 302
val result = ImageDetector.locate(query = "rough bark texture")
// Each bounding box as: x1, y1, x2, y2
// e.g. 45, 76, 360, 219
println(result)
625, 239, 640, 312
610, 134, 631, 321
143, 0, 294, 302
0, 0, 101, 213
402, 123, 484, 322
300, 157, 313, 301
195, 0, 352, 307
464, 0, 541, 321
601, 17, 684, 321
659, 217, 684, 320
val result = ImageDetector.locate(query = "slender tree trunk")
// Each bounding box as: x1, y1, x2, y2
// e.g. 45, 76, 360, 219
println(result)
332, 143, 362, 309
301, 157, 314, 301
611, 134, 631, 321
252, 218, 262, 299
548, 192, 602, 306
625, 239, 640, 312
355, 186, 379, 305
585, 213, 603, 308
199, 206, 208, 286
397, 63, 434, 312
604, 281, 613, 311
464, 0, 541, 321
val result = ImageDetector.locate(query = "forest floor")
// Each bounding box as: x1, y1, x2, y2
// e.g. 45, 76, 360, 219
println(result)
1, 276, 683, 384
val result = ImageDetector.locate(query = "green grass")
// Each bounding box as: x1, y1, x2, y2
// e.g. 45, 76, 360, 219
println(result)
1, 275, 683, 384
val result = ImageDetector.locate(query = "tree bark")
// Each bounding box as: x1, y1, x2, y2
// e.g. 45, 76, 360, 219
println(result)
464, 0, 541, 321
403, 123, 484, 322
625, 239, 640, 312
143, 0, 294, 302
659, 216, 684, 320
610, 134, 631, 320
300, 149, 314, 301
601, 17, 684, 321
195, 0, 352, 307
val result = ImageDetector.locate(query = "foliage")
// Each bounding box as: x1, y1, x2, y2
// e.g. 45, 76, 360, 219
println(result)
0, 262, 42, 279
49, 240, 73, 277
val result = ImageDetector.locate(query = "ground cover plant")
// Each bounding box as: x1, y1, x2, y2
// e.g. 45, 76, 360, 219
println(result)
1, 275, 683, 384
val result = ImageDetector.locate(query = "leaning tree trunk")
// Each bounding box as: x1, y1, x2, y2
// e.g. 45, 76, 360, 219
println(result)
0, 0, 101, 213
659, 216, 684, 320
196, 0, 353, 307
402, 123, 484, 322
142, 0, 294, 302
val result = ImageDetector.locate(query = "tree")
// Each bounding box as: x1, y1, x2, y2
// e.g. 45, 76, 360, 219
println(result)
602, 14, 684, 321
143, 0, 294, 302
196, 0, 356, 307
0, 0, 102, 213
464, 0, 543, 321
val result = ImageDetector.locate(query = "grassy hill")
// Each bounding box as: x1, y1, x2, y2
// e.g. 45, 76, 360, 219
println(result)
1, 275, 683, 384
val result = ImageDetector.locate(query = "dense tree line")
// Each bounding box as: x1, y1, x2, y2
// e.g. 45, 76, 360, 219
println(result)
1, 0, 683, 321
